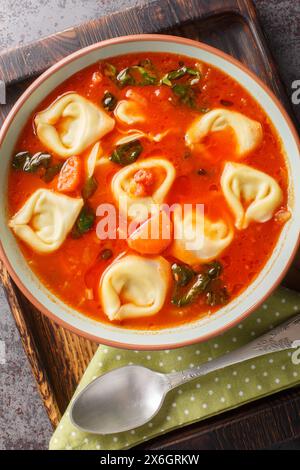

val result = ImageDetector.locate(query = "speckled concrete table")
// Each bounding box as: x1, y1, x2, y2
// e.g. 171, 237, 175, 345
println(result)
0, 0, 299, 450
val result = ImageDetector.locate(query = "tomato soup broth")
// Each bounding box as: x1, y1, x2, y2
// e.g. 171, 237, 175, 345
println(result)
8, 52, 288, 329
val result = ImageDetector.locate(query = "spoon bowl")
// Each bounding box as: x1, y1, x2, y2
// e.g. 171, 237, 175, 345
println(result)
70, 365, 169, 434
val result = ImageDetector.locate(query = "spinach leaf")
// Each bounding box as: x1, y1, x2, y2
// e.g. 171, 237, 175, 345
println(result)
206, 260, 223, 279
171, 260, 228, 307
161, 65, 201, 86
161, 76, 172, 87
12, 151, 52, 173
159, 64, 202, 109
23, 152, 52, 172
220, 99, 233, 107
138, 58, 154, 69
116, 65, 158, 87
102, 91, 117, 111
43, 162, 63, 182
206, 288, 229, 307
172, 272, 211, 307
116, 67, 136, 87
71, 205, 95, 238
82, 176, 98, 200
12, 151, 31, 170
99, 248, 113, 260
103, 63, 117, 81
172, 83, 197, 109
171, 263, 195, 287
134, 66, 158, 85
185, 66, 201, 77
166, 66, 188, 81
104, 60, 159, 88
110, 140, 142, 166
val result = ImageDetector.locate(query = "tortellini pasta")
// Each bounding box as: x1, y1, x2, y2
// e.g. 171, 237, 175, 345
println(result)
170, 208, 233, 264
185, 109, 262, 157
9, 189, 83, 253
221, 162, 283, 230
100, 254, 171, 320
111, 158, 176, 222
114, 100, 145, 125
34, 93, 115, 158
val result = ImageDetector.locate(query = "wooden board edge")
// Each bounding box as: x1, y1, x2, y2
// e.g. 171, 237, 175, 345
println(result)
0, 260, 61, 427
142, 386, 300, 449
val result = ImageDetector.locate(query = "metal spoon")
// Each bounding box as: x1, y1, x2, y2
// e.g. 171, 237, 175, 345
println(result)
70, 314, 300, 434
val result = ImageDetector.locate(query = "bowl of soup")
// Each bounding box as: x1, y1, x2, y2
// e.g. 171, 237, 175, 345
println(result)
0, 35, 299, 349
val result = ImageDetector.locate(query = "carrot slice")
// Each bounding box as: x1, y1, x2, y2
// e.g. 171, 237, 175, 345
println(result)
127, 210, 173, 255
57, 156, 82, 193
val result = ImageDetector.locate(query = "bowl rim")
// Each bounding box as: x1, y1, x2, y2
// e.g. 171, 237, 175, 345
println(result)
0, 33, 299, 350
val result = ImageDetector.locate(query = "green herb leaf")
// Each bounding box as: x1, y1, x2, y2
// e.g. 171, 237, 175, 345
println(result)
82, 176, 98, 200
172, 273, 211, 307
160, 65, 200, 85
72, 205, 95, 238
103, 63, 117, 81
220, 99, 233, 107
159, 64, 201, 108
172, 83, 188, 97
102, 91, 117, 111
12, 151, 31, 170
160, 75, 172, 87
116, 65, 158, 87
23, 152, 52, 172
171, 260, 225, 307
136, 66, 158, 85
197, 168, 207, 176
171, 263, 195, 287
138, 58, 153, 69
185, 67, 201, 76
99, 248, 113, 260
167, 66, 188, 80
12, 151, 52, 173
104, 61, 159, 88
116, 67, 136, 87
172, 83, 196, 108
206, 287, 229, 306
206, 261, 223, 279
43, 162, 63, 182
110, 140, 143, 166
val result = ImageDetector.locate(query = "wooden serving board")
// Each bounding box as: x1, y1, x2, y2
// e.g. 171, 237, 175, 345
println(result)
1, 0, 300, 450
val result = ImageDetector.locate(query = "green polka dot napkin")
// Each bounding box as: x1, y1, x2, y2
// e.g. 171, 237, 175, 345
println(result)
50, 287, 300, 450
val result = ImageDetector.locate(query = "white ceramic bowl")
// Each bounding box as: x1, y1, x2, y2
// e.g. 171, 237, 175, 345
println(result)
0, 35, 299, 349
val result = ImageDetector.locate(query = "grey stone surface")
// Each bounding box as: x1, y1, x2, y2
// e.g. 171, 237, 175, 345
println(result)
254, 0, 300, 122
0, 0, 299, 451
0, 285, 52, 450
0, 0, 149, 49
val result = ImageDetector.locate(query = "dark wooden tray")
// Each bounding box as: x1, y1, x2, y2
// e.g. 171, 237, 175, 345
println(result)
1, 0, 299, 450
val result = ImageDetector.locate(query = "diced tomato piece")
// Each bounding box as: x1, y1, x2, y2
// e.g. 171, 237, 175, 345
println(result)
129, 169, 155, 197
128, 170, 155, 197
134, 169, 154, 187
57, 156, 82, 193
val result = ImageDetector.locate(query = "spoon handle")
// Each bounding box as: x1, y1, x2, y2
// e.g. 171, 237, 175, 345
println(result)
166, 313, 300, 389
